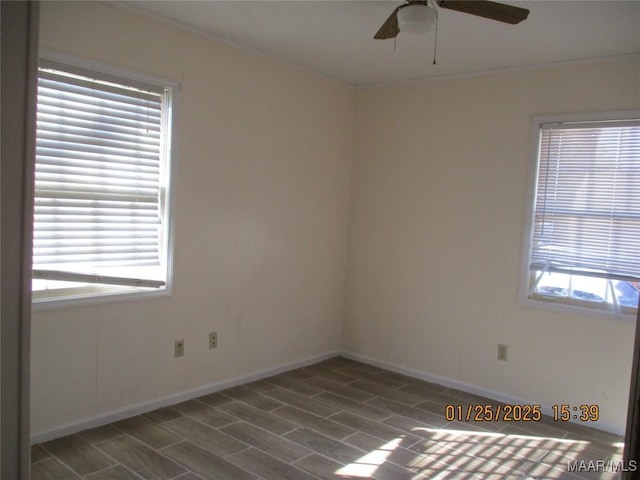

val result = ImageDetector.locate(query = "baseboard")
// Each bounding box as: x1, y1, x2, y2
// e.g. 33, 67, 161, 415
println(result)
31, 347, 624, 443
31, 350, 338, 444
340, 350, 625, 437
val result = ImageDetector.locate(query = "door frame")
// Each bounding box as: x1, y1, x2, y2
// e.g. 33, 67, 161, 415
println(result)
1, 1, 39, 477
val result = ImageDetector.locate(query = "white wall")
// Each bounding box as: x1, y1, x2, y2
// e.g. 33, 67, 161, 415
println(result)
344, 58, 640, 430
32, 2, 354, 436
33, 1, 640, 438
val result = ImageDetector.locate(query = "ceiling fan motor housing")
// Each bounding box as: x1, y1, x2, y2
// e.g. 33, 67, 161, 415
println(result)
397, 4, 437, 34
374, 1, 530, 40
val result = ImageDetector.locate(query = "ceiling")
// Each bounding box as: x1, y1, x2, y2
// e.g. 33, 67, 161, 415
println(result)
118, 1, 640, 86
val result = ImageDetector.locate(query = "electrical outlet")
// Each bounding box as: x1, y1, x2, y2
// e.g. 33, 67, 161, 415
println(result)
497, 344, 508, 361
175, 339, 184, 357
209, 331, 218, 349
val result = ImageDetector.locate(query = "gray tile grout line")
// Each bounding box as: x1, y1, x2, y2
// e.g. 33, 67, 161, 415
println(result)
92, 433, 186, 479
82, 462, 146, 479
264, 402, 375, 477
224, 446, 325, 480
157, 438, 260, 480
36, 442, 90, 479
169, 472, 204, 480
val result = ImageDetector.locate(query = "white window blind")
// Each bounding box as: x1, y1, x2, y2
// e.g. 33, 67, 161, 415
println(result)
33, 62, 171, 292
530, 120, 640, 283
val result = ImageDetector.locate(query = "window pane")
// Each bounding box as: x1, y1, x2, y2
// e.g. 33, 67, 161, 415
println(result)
530, 123, 640, 280
615, 281, 639, 308
569, 275, 606, 303
535, 271, 569, 298
527, 115, 640, 314
33, 62, 172, 302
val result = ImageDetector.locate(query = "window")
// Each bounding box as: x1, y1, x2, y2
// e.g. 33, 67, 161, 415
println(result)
524, 112, 640, 316
32, 59, 174, 305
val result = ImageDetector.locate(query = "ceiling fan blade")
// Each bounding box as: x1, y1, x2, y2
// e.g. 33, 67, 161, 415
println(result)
436, 0, 529, 24
374, 6, 401, 39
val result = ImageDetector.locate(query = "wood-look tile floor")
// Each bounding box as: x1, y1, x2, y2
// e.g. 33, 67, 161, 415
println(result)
32, 357, 625, 479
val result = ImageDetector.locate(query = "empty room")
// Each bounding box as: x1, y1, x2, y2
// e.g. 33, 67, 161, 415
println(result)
2, 0, 640, 479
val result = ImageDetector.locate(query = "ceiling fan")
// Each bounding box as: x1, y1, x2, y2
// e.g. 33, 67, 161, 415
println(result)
374, 0, 530, 40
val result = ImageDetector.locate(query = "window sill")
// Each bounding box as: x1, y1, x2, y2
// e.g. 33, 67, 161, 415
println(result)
32, 286, 171, 311
520, 296, 637, 322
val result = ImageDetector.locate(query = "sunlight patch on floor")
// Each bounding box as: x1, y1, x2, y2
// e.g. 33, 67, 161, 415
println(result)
409, 426, 598, 478
335, 437, 404, 477
333, 424, 612, 479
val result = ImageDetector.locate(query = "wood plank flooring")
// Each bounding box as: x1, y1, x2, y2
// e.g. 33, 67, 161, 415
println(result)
32, 357, 624, 479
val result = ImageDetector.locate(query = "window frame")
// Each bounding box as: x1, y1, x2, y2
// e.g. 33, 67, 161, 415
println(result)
32, 51, 178, 310
520, 110, 640, 320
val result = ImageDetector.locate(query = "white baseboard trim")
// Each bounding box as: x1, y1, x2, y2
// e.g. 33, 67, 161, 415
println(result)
32, 348, 624, 443
31, 350, 338, 444
340, 350, 625, 437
